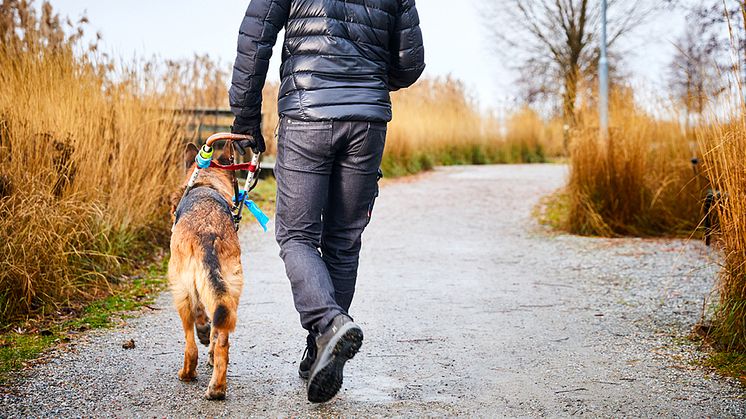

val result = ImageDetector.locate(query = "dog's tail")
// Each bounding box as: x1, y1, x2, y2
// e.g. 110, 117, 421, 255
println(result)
198, 233, 240, 332
211, 295, 238, 332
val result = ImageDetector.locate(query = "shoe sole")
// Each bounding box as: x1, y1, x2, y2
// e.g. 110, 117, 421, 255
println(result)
299, 367, 310, 380
307, 325, 363, 403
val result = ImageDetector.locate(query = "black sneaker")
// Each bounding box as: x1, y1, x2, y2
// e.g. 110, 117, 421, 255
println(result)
307, 315, 364, 403
298, 333, 316, 380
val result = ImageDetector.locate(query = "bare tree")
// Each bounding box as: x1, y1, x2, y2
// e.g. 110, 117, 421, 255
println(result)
692, 1, 746, 73
668, 4, 726, 123
483, 1, 674, 125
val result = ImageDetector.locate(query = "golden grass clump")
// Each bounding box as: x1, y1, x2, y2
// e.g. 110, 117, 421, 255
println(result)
383, 77, 502, 175
503, 107, 566, 162
565, 88, 701, 236
0, 1, 181, 322
698, 115, 746, 351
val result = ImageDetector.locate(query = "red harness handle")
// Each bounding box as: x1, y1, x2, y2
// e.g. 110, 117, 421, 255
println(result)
209, 161, 258, 172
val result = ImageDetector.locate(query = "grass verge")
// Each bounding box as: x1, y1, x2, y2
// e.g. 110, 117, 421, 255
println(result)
534, 189, 571, 231
689, 322, 746, 386
247, 175, 277, 214
0, 260, 167, 384
702, 351, 746, 385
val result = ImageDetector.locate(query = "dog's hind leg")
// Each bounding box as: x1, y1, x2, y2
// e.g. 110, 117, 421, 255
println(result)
205, 327, 231, 400
207, 325, 216, 367
205, 298, 238, 400
176, 297, 199, 382
194, 302, 211, 347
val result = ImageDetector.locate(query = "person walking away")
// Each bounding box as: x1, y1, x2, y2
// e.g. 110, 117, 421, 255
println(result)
229, 0, 425, 403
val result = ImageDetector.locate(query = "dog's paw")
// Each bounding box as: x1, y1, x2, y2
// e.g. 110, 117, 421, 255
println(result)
205, 384, 226, 400
178, 368, 197, 382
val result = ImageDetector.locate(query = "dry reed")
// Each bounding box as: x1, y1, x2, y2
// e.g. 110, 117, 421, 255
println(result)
698, 114, 746, 350
0, 0, 181, 322
565, 88, 702, 236
503, 107, 566, 162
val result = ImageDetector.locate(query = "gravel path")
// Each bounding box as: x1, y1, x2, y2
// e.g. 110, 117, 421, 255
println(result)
1, 164, 744, 417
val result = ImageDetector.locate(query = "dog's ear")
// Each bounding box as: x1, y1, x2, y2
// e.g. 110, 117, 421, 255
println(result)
218, 140, 233, 165
184, 143, 199, 171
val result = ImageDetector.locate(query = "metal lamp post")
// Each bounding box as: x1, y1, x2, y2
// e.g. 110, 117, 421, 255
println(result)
599, 0, 609, 140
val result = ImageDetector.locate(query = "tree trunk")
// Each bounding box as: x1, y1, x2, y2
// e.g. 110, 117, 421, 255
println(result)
563, 65, 579, 127
561, 65, 579, 153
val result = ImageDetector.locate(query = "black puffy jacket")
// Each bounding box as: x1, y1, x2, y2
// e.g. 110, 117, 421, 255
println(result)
229, 0, 425, 124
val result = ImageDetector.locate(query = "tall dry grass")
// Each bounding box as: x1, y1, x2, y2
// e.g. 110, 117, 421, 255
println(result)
503, 107, 566, 162
698, 113, 746, 351
382, 77, 502, 175
0, 1, 181, 322
564, 88, 702, 236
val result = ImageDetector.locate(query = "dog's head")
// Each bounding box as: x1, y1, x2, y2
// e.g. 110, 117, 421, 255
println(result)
169, 141, 236, 219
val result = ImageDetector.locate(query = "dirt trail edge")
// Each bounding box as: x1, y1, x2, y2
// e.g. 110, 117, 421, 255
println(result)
1, 165, 744, 417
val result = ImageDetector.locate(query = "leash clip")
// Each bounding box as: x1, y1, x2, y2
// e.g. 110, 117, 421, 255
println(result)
233, 192, 269, 232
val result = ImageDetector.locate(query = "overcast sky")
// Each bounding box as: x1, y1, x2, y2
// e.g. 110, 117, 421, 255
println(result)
48, 0, 687, 111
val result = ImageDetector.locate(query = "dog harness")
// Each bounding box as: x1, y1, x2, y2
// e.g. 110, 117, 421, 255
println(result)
173, 133, 268, 232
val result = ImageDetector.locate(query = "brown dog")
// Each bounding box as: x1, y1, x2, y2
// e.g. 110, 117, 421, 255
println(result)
168, 142, 243, 400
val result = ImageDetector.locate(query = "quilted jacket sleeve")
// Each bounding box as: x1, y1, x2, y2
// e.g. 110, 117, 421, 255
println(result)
388, 0, 425, 91
229, 0, 290, 122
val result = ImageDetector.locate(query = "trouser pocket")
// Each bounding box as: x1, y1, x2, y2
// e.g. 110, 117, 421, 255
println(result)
277, 117, 334, 173
366, 169, 383, 225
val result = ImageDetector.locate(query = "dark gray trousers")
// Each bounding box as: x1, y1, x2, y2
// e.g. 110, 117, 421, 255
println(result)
274, 117, 386, 334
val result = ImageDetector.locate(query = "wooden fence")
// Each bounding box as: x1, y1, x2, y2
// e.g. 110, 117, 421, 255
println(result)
179, 108, 275, 175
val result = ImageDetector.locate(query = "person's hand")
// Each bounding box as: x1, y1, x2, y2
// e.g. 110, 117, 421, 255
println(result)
231, 116, 266, 154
